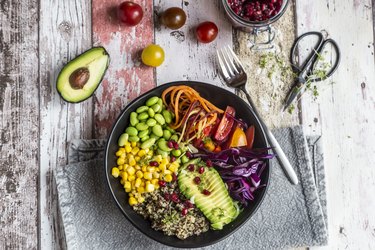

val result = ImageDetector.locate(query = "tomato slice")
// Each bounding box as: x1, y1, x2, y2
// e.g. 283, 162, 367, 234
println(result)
245, 125, 255, 149
214, 106, 235, 141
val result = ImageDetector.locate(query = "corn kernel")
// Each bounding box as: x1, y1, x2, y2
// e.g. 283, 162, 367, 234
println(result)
116, 150, 122, 157
163, 169, 172, 175
137, 186, 145, 193
129, 157, 136, 166
159, 163, 167, 171
135, 178, 142, 188
125, 188, 131, 193
120, 179, 124, 185
124, 181, 131, 190
137, 196, 145, 203
147, 166, 156, 173
164, 174, 173, 182
154, 183, 160, 189
118, 165, 123, 170
151, 179, 159, 186
136, 171, 143, 178
129, 197, 137, 206
161, 158, 168, 165
145, 183, 155, 192
155, 155, 162, 163
124, 141, 131, 147
121, 153, 126, 158
128, 175, 135, 181
121, 172, 128, 182
125, 144, 132, 153
135, 165, 141, 170
141, 165, 147, 172
144, 172, 152, 180
129, 193, 134, 197
152, 172, 160, 179
134, 156, 141, 162
111, 167, 120, 178
127, 166, 136, 175
117, 158, 125, 166
131, 141, 137, 147
131, 147, 139, 155
138, 149, 146, 157
147, 150, 153, 156
168, 164, 177, 173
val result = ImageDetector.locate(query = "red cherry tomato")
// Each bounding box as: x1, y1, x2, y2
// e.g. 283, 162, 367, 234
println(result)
196, 21, 218, 43
214, 106, 235, 141
245, 125, 255, 149
118, 1, 143, 26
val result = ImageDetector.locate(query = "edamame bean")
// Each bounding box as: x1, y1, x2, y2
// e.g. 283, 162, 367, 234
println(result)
138, 130, 149, 138
128, 135, 140, 142
136, 122, 148, 131
137, 112, 149, 120
148, 108, 155, 118
146, 96, 159, 107
151, 103, 162, 113
152, 124, 163, 137
136, 105, 148, 113
170, 134, 178, 142
140, 138, 156, 149
130, 112, 139, 126
157, 98, 163, 107
162, 110, 172, 124
172, 149, 182, 157
163, 130, 171, 140
118, 133, 129, 146
126, 127, 138, 136
140, 135, 150, 142
158, 140, 172, 152
146, 118, 157, 127
154, 114, 165, 125
165, 126, 175, 133
150, 133, 160, 140
181, 155, 189, 164
157, 149, 169, 158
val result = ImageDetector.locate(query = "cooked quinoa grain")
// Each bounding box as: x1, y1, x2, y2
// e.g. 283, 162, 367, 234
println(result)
133, 182, 209, 239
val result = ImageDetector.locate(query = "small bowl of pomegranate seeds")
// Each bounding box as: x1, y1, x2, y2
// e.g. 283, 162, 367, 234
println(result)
223, 0, 289, 31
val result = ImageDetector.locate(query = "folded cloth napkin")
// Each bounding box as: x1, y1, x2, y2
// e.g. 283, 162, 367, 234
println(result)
55, 126, 328, 250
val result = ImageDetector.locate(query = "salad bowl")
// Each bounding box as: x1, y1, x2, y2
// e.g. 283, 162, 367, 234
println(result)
105, 81, 270, 248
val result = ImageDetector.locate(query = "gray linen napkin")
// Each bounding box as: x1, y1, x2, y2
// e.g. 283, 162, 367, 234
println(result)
55, 126, 328, 250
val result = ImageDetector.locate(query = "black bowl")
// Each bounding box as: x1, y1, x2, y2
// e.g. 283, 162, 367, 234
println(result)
105, 81, 270, 248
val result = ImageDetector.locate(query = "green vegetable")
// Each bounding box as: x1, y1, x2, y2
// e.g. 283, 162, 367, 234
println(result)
126, 127, 138, 136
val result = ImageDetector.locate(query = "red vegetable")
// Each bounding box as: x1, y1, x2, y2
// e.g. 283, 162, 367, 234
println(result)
118, 1, 143, 26
196, 21, 218, 43
245, 125, 255, 149
214, 106, 236, 141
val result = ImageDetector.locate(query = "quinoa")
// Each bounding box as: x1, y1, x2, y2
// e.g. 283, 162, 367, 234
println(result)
133, 181, 209, 239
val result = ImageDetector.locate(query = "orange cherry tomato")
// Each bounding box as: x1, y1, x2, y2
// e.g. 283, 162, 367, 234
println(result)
245, 125, 255, 149
229, 127, 247, 148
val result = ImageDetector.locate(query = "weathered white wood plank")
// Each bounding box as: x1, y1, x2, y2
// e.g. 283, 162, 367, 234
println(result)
154, 0, 232, 89
296, 1, 375, 249
0, 0, 39, 248
39, 1, 92, 249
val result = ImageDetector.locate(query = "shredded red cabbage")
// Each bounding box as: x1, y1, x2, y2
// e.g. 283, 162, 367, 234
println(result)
195, 147, 273, 206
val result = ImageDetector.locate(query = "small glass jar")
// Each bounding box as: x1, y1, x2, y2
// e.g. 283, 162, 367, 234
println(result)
222, 0, 290, 50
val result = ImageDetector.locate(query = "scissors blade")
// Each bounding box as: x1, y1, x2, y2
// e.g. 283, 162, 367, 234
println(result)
282, 83, 304, 112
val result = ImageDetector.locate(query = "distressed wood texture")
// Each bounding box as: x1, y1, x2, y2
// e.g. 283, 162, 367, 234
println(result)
39, 1, 93, 249
92, 0, 155, 138
0, 0, 39, 249
154, 0, 232, 88
295, 1, 375, 249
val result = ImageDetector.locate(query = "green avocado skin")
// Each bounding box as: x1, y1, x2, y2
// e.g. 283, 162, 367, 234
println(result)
178, 159, 239, 230
56, 46, 110, 103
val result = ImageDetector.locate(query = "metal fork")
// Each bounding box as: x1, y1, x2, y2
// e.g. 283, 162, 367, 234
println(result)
217, 45, 298, 185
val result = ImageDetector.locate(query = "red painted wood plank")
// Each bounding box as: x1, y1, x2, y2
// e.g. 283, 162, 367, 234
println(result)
92, 0, 155, 138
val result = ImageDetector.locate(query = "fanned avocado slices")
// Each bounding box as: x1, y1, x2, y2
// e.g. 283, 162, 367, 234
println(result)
56, 47, 110, 103
178, 158, 239, 230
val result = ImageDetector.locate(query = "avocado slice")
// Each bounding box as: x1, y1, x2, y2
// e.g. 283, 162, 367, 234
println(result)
56, 47, 110, 103
178, 159, 239, 230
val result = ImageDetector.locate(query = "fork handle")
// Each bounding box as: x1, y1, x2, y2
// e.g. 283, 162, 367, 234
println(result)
240, 87, 299, 185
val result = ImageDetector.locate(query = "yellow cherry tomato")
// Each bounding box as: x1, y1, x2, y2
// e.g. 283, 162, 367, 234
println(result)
141, 44, 165, 67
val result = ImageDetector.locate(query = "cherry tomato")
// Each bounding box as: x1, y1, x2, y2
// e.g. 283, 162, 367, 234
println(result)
196, 21, 218, 43
141, 44, 165, 67
228, 127, 247, 148
118, 1, 143, 26
161, 7, 187, 30
245, 125, 255, 149
214, 106, 235, 141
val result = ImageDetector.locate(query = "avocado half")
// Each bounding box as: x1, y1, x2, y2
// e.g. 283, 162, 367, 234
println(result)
56, 47, 110, 103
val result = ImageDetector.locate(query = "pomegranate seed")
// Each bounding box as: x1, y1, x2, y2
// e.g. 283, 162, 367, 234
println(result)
206, 160, 213, 167
173, 141, 179, 149
188, 164, 195, 172
149, 161, 159, 166
186, 151, 192, 158
198, 166, 205, 174
167, 141, 174, 148
164, 193, 170, 201
194, 176, 201, 184
171, 193, 180, 203
202, 189, 211, 196
184, 200, 193, 209
170, 156, 176, 162
158, 180, 166, 187
172, 173, 177, 181
181, 208, 188, 216
228, 0, 283, 21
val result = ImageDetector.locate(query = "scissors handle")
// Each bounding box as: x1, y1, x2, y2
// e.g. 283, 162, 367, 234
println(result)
313, 38, 341, 81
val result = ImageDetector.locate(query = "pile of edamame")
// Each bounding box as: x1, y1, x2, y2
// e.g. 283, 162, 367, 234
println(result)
118, 96, 185, 159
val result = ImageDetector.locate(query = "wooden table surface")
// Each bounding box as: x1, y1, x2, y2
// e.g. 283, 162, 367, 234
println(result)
1, 0, 375, 249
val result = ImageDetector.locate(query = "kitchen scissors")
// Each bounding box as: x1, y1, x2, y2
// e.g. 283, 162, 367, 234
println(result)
282, 31, 341, 112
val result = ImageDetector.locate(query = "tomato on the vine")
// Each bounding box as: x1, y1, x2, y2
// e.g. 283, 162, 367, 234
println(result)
118, 1, 143, 26
141, 44, 165, 67
196, 21, 218, 43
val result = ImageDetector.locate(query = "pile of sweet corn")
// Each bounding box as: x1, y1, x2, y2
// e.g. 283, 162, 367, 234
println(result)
111, 141, 179, 206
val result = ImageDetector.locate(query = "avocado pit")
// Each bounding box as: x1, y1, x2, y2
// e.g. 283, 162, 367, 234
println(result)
69, 67, 90, 89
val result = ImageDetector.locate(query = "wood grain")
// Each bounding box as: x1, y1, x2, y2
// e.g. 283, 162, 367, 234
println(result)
295, 0, 375, 249
92, 0, 155, 138
39, 1, 93, 249
0, 0, 39, 248
154, 0, 232, 89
